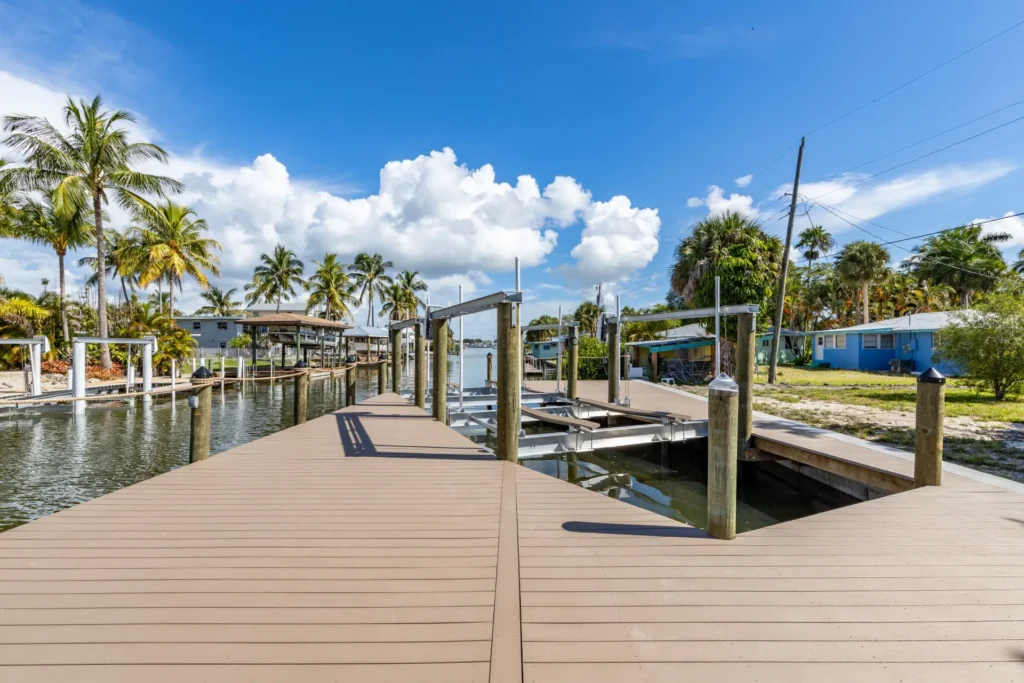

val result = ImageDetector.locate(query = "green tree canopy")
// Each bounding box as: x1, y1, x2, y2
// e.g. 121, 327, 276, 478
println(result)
835, 240, 890, 324
244, 244, 305, 312
907, 224, 1007, 308
934, 292, 1024, 400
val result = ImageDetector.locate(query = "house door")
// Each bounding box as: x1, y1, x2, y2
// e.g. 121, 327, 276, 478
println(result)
815, 335, 824, 361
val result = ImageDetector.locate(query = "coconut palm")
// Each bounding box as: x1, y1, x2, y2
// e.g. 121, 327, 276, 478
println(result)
378, 282, 418, 322
78, 228, 142, 304
2, 96, 182, 368
0, 159, 19, 232
3, 193, 93, 346
908, 225, 1008, 308
244, 244, 305, 312
836, 240, 891, 324
124, 200, 220, 320
796, 225, 835, 266
396, 270, 427, 316
195, 286, 243, 316
306, 254, 355, 320
349, 252, 394, 324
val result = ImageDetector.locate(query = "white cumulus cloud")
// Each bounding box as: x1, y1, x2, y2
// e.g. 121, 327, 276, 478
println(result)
734, 174, 753, 187
971, 211, 1024, 248
686, 185, 760, 218
560, 196, 661, 284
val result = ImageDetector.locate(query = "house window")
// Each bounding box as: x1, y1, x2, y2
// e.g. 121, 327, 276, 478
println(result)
217, 322, 228, 330
824, 336, 834, 349
880, 334, 895, 349
835, 334, 846, 349
192, 322, 201, 331
863, 334, 877, 349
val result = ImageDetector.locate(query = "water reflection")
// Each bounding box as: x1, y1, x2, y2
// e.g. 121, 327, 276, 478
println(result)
522, 441, 858, 533
0, 366, 386, 531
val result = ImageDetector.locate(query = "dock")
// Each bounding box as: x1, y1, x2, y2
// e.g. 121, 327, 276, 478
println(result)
2, 385, 1024, 681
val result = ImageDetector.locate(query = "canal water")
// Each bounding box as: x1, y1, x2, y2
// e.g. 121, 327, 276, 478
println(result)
0, 346, 851, 534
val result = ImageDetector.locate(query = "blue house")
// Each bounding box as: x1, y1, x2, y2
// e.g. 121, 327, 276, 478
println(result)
812, 311, 958, 375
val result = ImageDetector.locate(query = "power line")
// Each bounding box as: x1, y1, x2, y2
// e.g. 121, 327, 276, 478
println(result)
747, 18, 1024, 185
805, 112, 1024, 203
801, 200, 1022, 280
834, 96, 1024, 177
804, 18, 1024, 138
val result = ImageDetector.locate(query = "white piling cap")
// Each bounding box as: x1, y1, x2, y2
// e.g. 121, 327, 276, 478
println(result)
708, 372, 739, 395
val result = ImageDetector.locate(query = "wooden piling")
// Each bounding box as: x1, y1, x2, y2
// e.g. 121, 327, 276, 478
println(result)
391, 329, 401, 392
189, 372, 213, 463
735, 311, 756, 448
293, 369, 309, 425
607, 320, 620, 403
707, 374, 739, 540
377, 360, 386, 394
346, 366, 356, 407
567, 325, 578, 399
432, 318, 449, 423
915, 367, 945, 487
486, 352, 494, 385
496, 302, 520, 461
415, 323, 426, 409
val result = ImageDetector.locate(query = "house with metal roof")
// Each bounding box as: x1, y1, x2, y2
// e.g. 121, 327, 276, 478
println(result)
812, 311, 957, 375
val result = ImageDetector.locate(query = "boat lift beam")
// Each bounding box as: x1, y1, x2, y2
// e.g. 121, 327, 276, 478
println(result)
0, 336, 50, 397
607, 303, 759, 325
428, 290, 522, 321
72, 336, 158, 413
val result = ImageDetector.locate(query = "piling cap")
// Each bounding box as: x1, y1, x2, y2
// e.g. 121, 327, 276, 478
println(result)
708, 372, 739, 395
190, 366, 213, 385
917, 367, 946, 385
294, 360, 308, 369
487, 352, 493, 358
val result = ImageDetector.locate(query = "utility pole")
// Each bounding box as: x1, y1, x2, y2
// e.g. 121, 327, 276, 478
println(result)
767, 136, 805, 385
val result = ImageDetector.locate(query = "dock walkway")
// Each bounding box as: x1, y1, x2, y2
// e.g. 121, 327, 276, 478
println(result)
2, 390, 1024, 681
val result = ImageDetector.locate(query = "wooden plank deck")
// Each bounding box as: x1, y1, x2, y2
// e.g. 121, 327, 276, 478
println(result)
2, 389, 1024, 681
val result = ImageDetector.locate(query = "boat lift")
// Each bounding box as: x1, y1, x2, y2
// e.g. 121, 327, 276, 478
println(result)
71, 336, 158, 413
0, 336, 50, 396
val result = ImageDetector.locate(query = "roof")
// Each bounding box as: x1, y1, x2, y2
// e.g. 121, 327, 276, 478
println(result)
658, 323, 707, 339
247, 302, 306, 313
343, 324, 390, 338
831, 311, 953, 334
238, 313, 352, 330
177, 315, 243, 322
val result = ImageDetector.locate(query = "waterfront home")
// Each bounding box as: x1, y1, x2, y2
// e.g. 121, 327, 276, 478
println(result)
527, 337, 565, 361
812, 311, 957, 375
175, 315, 246, 355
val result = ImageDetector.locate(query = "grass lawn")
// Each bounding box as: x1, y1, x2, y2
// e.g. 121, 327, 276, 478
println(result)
755, 367, 1024, 423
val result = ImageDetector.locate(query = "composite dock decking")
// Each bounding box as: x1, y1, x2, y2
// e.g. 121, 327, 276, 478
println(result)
2, 386, 1024, 681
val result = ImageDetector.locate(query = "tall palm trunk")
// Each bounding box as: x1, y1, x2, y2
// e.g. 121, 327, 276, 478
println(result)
959, 290, 971, 308
93, 192, 112, 369
861, 282, 870, 324
58, 251, 69, 346
167, 275, 175, 321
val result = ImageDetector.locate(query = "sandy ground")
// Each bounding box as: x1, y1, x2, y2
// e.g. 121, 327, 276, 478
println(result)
0, 370, 75, 395
753, 394, 1024, 448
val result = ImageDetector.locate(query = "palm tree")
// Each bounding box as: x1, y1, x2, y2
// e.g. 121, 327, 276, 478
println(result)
836, 240, 891, 324
125, 200, 220, 320
796, 225, 835, 266
2, 96, 182, 368
669, 211, 783, 320
349, 252, 394, 324
908, 225, 1008, 308
306, 254, 355, 320
378, 282, 418, 322
0, 285, 49, 337
78, 228, 142, 304
3, 193, 93, 345
0, 159, 19, 233
396, 270, 427, 316
196, 286, 243, 316
573, 301, 603, 336
244, 244, 305, 312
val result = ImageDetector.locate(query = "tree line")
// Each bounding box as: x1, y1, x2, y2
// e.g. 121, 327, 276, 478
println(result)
0, 95, 429, 372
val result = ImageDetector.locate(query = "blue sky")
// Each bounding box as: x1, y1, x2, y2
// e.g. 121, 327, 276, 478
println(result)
1, 0, 1023, 337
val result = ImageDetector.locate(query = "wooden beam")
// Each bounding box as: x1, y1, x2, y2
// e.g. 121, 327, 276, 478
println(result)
751, 435, 914, 493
